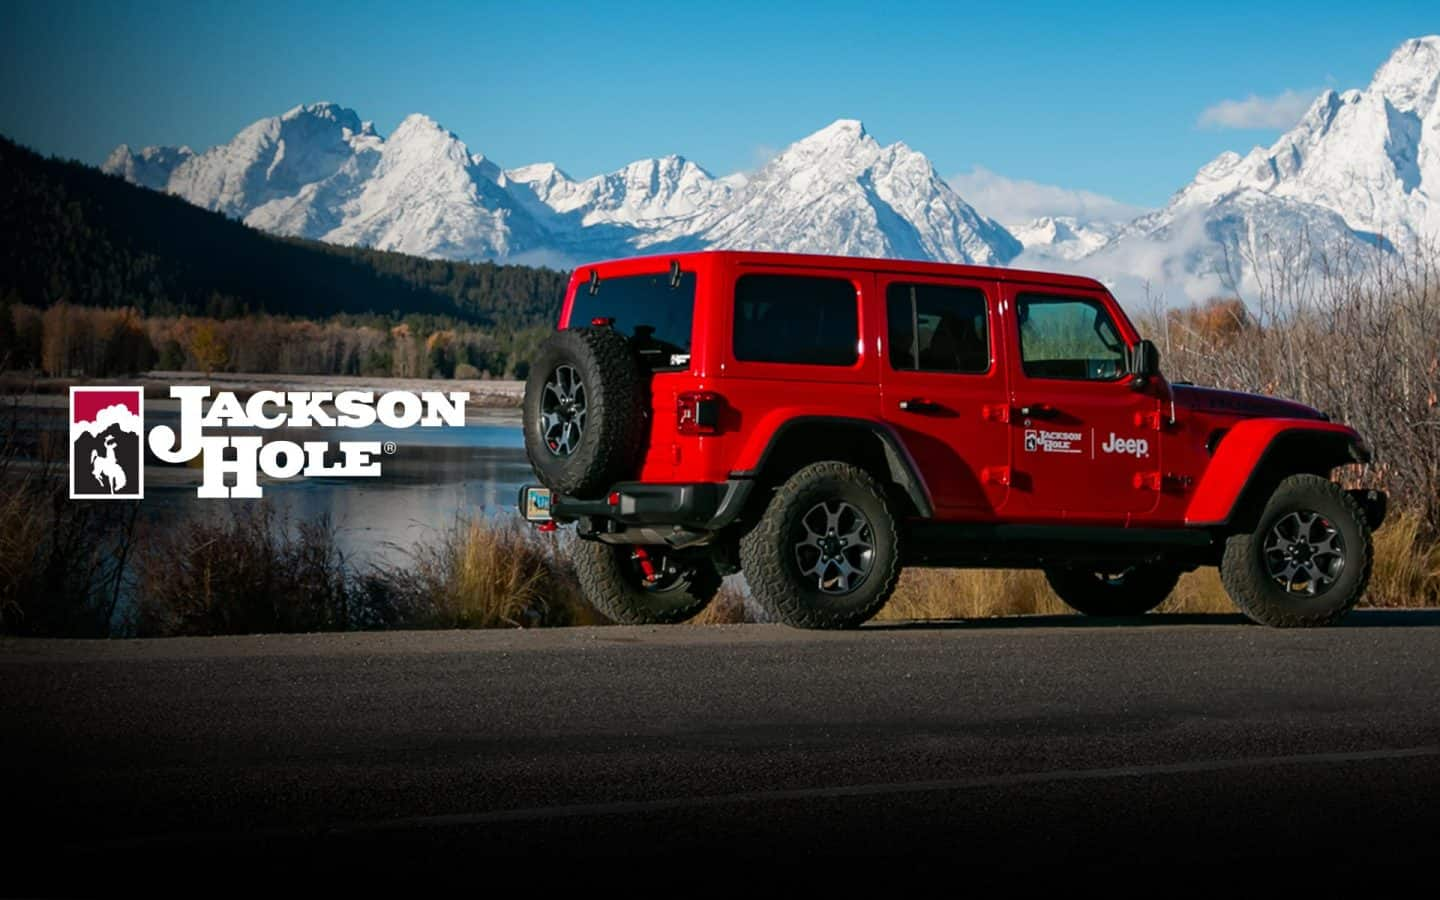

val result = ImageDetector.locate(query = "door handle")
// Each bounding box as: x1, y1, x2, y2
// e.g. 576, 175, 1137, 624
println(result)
898, 398, 943, 414
1019, 403, 1060, 419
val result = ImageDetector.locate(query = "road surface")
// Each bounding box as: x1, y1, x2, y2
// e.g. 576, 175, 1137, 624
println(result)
4, 610, 1440, 884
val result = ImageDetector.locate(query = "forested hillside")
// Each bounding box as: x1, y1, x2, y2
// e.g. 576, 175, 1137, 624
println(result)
0, 136, 567, 327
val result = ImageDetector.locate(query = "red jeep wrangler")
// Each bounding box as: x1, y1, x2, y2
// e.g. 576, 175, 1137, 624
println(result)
519, 251, 1386, 629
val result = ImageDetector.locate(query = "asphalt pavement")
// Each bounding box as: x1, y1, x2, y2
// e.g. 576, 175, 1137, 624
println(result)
4, 610, 1440, 885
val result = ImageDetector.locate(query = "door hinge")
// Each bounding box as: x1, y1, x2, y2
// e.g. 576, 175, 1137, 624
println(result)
982, 404, 1011, 423
981, 465, 1012, 486
1133, 471, 1194, 492
1132, 471, 1163, 492
1132, 410, 1166, 431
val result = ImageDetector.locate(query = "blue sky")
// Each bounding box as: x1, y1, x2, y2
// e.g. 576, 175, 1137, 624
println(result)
1, 0, 1434, 213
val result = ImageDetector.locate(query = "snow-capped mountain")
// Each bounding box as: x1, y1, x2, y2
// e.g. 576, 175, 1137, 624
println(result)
314, 113, 550, 260
1008, 216, 1119, 261
104, 111, 1019, 267
101, 35, 1440, 304
1066, 35, 1440, 301
697, 120, 1019, 265
506, 155, 734, 230
102, 144, 195, 191
1165, 36, 1438, 243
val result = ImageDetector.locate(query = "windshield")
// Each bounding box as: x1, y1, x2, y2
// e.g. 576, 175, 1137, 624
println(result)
568, 271, 697, 370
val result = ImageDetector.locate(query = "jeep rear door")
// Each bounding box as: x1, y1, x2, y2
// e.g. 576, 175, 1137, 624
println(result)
878, 274, 1010, 516
711, 261, 884, 481
1000, 285, 1162, 520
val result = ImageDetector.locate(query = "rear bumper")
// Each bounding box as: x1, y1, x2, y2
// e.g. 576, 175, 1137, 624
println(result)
517, 479, 754, 545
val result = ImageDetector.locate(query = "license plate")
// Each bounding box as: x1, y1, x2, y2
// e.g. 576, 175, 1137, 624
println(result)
520, 485, 553, 522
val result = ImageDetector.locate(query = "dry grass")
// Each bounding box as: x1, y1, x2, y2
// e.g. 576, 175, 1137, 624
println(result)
1158, 568, 1233, 614
1366, 509, 1440, 608
871, 513, 1440, 623
372, 518, 602, 629
134, 505, 349, 636
0, 396, 135, 636
691, 577, 753, 625
875, 566, 1232, 623
877, 568, 1065, 621
0, 473, 47, 630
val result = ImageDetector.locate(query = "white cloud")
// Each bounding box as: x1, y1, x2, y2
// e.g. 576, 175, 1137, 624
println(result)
946, 166, 1148, 227
1023, 211, 1232, 310
1197, 89, 1318, 130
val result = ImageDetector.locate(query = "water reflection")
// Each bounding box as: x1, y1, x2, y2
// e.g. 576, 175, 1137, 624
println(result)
13, 401, 533, 564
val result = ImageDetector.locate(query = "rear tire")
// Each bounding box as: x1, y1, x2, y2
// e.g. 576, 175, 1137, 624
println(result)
740, 462, 901, 629
572, 541, 721, 625
1044, 564, 1180, 617
1220, 474, 1371, 627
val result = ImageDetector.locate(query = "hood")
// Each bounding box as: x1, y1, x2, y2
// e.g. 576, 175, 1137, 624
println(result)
1172, 385, 1327, 421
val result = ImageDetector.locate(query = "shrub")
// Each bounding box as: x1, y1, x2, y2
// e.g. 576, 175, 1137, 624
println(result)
0, 400, 136, 636
133, 505, 349, 636
1139, 243, 1440, 533
370, 517, 597, 628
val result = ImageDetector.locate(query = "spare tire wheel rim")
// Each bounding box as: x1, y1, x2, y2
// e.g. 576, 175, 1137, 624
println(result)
794, 500, 875, 595
541, 364, 586, 456
1263, 510, 1345, 596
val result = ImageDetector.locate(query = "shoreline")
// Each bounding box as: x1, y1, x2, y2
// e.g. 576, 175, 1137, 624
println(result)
2, 370, 527, 418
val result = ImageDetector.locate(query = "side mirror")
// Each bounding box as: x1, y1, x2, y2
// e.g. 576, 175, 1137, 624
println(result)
1128, 339, 1160, 387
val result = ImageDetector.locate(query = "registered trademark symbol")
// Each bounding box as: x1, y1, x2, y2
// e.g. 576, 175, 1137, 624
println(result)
383, 441, 397, 455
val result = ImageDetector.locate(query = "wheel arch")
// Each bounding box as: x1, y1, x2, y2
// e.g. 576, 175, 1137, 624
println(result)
732, 417, 934, 520
1186, 420, 1370, 532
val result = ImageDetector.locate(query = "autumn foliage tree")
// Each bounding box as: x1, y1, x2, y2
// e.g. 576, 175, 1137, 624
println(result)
187, 322, 228, 377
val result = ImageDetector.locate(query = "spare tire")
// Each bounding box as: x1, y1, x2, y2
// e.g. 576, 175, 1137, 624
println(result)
523, 327, 646, 498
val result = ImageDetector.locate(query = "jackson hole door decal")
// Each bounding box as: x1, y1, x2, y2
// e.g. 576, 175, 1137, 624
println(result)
69, 386, 144, 500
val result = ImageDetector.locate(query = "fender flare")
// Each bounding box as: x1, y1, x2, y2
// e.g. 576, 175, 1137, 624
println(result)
1184, 419, 1370, 528
731, 416, 935, 519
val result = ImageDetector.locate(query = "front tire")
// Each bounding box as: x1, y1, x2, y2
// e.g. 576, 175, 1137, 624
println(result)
1044, 564, 1180, 617
572, 541, 721, 625
740, 462, 901, 629
1220, 474, 1372, 627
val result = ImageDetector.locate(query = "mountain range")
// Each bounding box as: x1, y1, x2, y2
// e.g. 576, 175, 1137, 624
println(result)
104, 35, 1440, 305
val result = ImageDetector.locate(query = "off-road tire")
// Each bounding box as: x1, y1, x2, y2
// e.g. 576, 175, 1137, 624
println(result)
1044, 564, 1181, 617
1220, 474, 1372, 627
740, 462, 901, 629
523, 327, 645, 498
572, 541, 721, 625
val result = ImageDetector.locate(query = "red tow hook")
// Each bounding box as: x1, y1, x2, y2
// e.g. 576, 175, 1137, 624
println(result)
535, 520, 557, 533
632, 546, 658, 582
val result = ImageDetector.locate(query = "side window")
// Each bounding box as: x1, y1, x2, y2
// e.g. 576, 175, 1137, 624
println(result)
734, 275, 859, 366
886, 282, 990, 373
1016, 294, 1127, 380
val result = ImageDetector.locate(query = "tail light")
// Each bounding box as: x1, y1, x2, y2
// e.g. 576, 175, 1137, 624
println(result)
676, 391, 722, 435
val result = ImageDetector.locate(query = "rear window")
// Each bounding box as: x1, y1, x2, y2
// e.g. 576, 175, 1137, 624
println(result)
569, 271, 696, 370
886, 282, 990, 373
733, 275, 859, 366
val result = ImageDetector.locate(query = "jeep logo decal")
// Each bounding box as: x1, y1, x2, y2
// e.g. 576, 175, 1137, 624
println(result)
1101, 432, 1150, 458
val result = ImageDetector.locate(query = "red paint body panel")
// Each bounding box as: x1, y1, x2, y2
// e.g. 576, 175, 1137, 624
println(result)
1183, 419, 1365, 525
555, 250, 1370, 532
